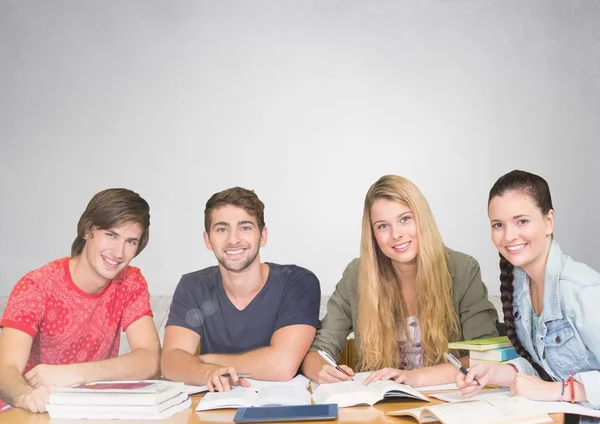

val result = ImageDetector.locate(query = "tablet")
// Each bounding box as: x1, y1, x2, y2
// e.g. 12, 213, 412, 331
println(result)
233, 404, 338, 423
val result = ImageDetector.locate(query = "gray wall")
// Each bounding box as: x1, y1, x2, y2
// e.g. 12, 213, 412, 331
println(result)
1, 0, 599, 297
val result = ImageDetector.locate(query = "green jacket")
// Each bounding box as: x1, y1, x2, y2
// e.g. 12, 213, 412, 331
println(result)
310, 248, 499, 364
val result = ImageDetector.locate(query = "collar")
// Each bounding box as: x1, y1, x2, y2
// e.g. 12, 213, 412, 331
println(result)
513, 239, 564, 321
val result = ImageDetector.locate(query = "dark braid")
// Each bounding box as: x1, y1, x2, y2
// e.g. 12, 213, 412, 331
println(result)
499, 254, 552, 381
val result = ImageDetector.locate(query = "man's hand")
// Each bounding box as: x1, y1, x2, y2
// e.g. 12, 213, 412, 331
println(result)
15, 386, 51, 413
206, 365, 251, 392
24, 364, 80, 389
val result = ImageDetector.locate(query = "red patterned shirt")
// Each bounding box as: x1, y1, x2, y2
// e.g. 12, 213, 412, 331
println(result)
0, 257, 152, 410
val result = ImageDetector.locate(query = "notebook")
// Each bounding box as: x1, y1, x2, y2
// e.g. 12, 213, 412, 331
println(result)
195, 385, 311, 411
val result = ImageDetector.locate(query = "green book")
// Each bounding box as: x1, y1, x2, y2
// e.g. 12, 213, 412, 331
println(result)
448, 336, 511, 352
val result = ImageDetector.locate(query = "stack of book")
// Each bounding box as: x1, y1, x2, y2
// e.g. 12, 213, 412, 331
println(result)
46, 380, 191, 420
448, 336, 518, 366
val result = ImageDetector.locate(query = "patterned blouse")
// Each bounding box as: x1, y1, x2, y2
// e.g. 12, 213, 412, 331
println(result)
397, 316, 423, 370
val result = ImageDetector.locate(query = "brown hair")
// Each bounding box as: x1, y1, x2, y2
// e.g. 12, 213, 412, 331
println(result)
71, 188, 151, 257
204, 187, 265, 232
357, 175, 459, 370
488, 170, 552, 381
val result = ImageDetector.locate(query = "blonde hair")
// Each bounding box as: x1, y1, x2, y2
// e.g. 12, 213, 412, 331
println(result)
356, 175, 459, 370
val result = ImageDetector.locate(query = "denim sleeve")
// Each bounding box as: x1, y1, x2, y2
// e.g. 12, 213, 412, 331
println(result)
573, 285, 600, 409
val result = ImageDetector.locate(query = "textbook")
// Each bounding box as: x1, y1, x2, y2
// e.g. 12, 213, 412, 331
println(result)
387, 396, 552, 424
47, 397, 191, 420
470, 346, 518, 362
311, 378, 429, 408
46, 392, 189, 416
448, 336, 512, 352
49, 380, 186, 406
195, 385, 311, 411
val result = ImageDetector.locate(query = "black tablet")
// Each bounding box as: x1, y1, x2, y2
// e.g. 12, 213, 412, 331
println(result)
233, 404, 338, 423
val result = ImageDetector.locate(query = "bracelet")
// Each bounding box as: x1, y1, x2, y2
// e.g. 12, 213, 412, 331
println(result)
569, 373, 575, 404
560, 379, 566, 402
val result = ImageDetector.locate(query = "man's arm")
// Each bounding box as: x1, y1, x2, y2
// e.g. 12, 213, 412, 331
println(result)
0, 328, 50, 412
161, 325, 229, 386
24, 315, 160, 389
201, 324, 317, 381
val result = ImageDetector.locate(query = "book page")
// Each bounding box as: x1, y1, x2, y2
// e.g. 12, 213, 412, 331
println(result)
312, 381, 380, 407
253, 385, 311, 407
387, 406, 439, 423
245, 374, 310, 391
430, 387, 509, 403
368, 380, 429, 402
426, 397, 551, 424
195, 386, 257, 411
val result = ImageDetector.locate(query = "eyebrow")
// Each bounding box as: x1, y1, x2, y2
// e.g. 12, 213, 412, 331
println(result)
372, 212, 411, 227
106, 229, 140, 242
212, 222, 230, 228
212, 220, 256, 228
490, 214, 531, 223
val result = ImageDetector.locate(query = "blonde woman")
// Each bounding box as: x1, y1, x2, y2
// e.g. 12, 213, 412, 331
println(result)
301, 175, 499, 386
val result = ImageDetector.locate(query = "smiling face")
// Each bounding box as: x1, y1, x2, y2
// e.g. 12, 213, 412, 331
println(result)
79, 221, 143, 287
204, 204, 267, 272
370, 198, 419, 268
488, 190, 554, 273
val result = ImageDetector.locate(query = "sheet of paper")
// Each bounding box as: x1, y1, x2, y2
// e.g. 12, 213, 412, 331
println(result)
245, 374, 310, 390
430, 387, 509, 403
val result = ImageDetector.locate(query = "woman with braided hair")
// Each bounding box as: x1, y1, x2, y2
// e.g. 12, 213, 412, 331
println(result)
457, 170, 600, 410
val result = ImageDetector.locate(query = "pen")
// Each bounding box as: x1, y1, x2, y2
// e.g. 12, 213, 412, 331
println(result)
444, 352, 480, 386
318, 349, 354, 380
220, 372, 251, 378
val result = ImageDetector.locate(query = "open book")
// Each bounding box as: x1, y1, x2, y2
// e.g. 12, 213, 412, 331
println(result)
195, 385, 311, 411
387, 396, 552, 424
311, 373, 429, 408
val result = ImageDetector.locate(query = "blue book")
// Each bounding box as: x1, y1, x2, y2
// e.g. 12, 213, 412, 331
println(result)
470, 346, 518, 362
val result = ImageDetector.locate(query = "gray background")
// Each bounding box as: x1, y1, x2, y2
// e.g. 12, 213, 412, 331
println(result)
1, 0, 599, 297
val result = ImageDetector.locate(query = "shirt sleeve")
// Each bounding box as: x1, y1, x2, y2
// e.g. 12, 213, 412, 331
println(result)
121, 268, 153, 331
165, 275, 203, 334
573, 285, 600, 409
309, 259, 357, 362
0, 275, 44, 338
454, 256, 499, 341
273, 267, 321, 332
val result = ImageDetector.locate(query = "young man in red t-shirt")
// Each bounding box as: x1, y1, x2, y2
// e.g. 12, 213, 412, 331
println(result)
0, 188, 160, 413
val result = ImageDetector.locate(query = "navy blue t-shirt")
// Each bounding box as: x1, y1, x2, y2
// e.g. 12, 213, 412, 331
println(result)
166, 263, 321, 354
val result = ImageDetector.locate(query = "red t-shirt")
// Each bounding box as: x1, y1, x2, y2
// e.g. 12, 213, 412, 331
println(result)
0, 257, 152, 410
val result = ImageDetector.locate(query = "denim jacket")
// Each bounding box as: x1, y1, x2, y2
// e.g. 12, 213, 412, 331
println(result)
508, 240, 600, 409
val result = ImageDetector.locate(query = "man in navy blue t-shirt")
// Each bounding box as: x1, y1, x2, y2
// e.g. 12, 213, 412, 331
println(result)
161, 187, 321, 391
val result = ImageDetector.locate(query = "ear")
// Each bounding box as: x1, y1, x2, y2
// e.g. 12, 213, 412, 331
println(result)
259, 227, 268, 248
545, 209, 555, 236
203, 231, 213, 251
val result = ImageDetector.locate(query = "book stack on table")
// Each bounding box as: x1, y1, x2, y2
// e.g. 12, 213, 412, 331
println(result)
45, 380, 191, 420
448, 336, 518, 366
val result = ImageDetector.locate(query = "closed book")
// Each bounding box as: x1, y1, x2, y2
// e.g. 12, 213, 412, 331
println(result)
47, 396, 191, 420
469, 358, 511, 366
46, 391, 188, 415
448, 336, 511, 352
470, 346, 518, 362
49, 380, 185, 406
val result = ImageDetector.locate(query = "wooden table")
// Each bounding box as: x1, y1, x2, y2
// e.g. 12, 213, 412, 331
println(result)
0, 395, 564, 423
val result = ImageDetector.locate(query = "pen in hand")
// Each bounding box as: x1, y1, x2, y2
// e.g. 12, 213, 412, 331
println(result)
317, 349, 354, 381
444, 352, 480, 386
